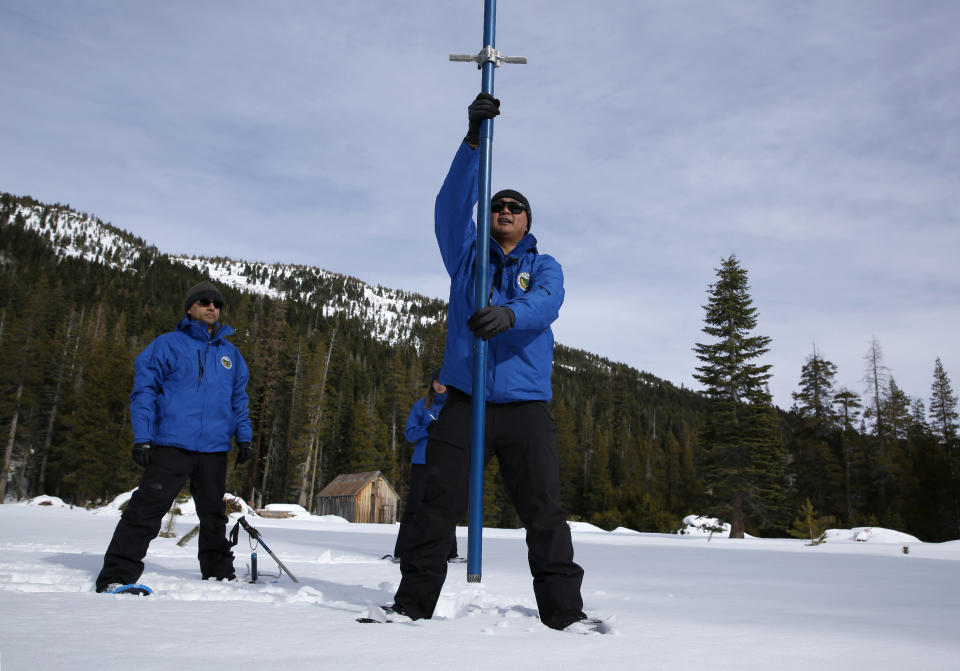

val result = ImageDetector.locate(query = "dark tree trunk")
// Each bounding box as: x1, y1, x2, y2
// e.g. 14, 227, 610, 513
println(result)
729, 491, 745, 538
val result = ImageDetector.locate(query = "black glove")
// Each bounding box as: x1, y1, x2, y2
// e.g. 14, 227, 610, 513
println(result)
465, 93, 500, 147
236, 442, 252, 465
132, 442, 153, 468
467, 305, 515, 340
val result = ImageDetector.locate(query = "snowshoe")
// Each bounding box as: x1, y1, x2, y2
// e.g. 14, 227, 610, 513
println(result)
103, 583, 153, 596
356, 604, 412, 624
561, 617, 613, 635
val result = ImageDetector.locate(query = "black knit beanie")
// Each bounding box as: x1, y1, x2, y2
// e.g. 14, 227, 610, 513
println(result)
184, 281, 223, 314
492, 189, 532, 232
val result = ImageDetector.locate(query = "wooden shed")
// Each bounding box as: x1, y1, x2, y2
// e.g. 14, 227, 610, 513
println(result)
315, 471, 399, 524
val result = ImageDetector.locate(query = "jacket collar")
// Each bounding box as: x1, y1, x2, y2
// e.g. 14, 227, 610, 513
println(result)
491, 232, 538, 260
178, 317, 234, 342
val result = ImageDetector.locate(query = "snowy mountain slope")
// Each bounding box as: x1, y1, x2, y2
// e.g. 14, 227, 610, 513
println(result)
3, 195, 446, 346
6, 199, 147, 271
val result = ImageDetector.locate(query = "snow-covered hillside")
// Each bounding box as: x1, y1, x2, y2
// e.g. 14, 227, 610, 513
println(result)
10, 201, 146, 271
2, 497, 959, 670
5, 198, 446, 346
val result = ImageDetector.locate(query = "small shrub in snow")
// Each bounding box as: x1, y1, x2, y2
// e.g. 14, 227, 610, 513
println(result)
788, 499, 835, 546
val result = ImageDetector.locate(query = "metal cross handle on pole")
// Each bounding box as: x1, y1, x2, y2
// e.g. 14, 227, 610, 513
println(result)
449, 0, 526, 584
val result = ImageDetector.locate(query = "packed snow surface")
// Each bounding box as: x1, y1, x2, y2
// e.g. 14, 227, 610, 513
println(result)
2, 497, 959, 670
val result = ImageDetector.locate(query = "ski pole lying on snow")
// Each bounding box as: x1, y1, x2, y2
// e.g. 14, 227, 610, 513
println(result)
229, 516, 299, 583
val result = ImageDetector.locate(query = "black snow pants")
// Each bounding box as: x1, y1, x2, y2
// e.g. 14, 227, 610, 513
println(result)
96, 447, 234, 590
394, 463, 458, 560
392, 387, 585, 630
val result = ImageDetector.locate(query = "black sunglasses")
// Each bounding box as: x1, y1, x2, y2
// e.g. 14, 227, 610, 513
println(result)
491, 199, 526, 214
197, 298, 223, 309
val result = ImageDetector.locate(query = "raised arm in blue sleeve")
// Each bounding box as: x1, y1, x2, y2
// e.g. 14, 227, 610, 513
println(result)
435, 142, 481, 278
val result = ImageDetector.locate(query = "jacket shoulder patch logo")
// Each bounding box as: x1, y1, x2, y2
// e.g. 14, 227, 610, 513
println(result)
517, 272, 531, 292
221, 356, 233, 370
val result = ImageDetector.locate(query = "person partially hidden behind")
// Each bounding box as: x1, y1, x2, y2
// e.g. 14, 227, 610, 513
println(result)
95, 281, 252, 594
389, 93, 595, 631
389, 368, 460, 565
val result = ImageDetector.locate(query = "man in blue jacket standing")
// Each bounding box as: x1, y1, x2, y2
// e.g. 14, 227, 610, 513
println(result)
95, 281, 253, 592
391, 94, 587, 630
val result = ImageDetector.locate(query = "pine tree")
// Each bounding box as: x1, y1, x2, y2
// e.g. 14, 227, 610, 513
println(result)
584, 426, 614, 518
792, 347, 838, 433
552, 399, 580, 513
245, 299, 289, 506
859, 339, 901, 520
347, 396, 390, 477
693, 255, 786, 538
832, 387, 863, 523
862, 338, 890, 444
883, 378, 912, 442
34, 305, 83, 496
788, 348, 843, 519
929, 358, 958, 449
787, 498, 834, 545
670, 422, 699, 513
0, 274, 59, 501
294, 333, 334, 509
60, 310, 135, 504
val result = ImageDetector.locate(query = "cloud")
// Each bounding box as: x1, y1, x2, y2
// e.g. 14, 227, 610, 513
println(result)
2, 0, 958, 409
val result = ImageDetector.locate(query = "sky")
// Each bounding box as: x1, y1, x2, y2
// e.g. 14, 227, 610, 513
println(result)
3, 496, 960, 670
2, 1, 958, 409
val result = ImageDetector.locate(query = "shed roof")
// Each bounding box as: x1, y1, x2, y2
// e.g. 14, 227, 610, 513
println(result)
316, 471, 398, 499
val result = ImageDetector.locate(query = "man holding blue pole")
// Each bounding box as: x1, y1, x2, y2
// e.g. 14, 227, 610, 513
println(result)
390, 94, 588, 632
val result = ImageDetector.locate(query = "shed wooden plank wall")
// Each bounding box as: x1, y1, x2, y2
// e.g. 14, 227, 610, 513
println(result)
316, 495, 354, 520
315, 472, 399, 523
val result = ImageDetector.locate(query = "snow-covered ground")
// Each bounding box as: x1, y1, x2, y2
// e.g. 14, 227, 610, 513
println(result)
2, 497, 959, 671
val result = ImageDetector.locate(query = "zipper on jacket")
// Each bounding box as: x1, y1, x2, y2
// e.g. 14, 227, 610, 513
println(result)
489, 257, 505, 303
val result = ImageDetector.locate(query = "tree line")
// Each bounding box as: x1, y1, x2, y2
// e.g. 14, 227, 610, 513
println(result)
692, 255, 959, 541
2, 195, 958, 541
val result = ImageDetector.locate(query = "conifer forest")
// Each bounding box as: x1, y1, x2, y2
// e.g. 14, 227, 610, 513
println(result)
2, 192, 958, 541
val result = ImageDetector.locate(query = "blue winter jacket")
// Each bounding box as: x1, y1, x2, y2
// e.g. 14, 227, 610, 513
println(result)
404, 393, 447, 465
130, 317, 253, 452
436, 141, 564, 402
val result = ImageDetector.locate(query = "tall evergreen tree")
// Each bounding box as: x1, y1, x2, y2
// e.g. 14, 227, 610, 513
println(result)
693, 255, 786, 537
791, 347, 838, 432
347, 396, 390, 478
245, 299, 289, 506
293, 335, 334, 510
552, 399, 580, 513
59, 311, 135, 504
0, 274, 60, 501
788, 348, 843, 518
929, 358, 958, 449
883, 378, 912, 443
860, 338, 898, 519
862, 338, 890, 444
832, 387, 863, 522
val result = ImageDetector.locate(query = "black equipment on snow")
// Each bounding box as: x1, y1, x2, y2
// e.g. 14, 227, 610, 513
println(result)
228, 516, 299, 583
